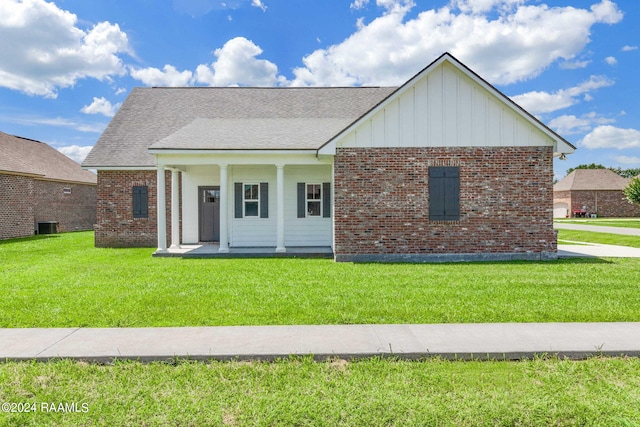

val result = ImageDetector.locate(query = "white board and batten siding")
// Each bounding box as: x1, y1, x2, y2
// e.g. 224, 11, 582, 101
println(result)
337, 61, 554, 150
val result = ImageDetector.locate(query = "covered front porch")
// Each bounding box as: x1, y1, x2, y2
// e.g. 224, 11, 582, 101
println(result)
152, 151, 334, 257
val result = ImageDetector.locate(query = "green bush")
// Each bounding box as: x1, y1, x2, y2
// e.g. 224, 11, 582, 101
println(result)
624, 176, 640, 206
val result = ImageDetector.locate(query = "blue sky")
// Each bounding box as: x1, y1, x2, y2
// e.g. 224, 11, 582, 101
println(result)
0, 0, 638, 179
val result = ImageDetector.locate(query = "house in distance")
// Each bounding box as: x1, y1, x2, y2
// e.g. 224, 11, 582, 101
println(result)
0, 131, 97, 240
83, 53, 575, 262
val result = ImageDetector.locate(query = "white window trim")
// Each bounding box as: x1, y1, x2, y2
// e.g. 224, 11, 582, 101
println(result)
305, 183, 322, 218
243, 182, 260, 218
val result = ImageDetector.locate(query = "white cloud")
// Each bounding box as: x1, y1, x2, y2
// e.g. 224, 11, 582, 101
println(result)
581, 126, 640, 150
350, 0, 370, 10
622, 45, 638, 51
195, 37, 285, 86
559, 59, 591, 70
129, 65, 193, 86
80, 97, 121, 117
58, 145, 94, 163
10, 116, 105, 133
510, 75, 614, 115
605, 56, 617, 65
290, 0, 623, 87
129, 38, 284, 87
0, 0, 131, 98
612, 155, 640, 166
251, 0, 267, 11
549, 112, 614, 135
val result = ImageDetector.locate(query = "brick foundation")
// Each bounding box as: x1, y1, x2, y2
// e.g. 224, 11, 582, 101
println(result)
95, 170, 177, 248
333, 146, 556, 259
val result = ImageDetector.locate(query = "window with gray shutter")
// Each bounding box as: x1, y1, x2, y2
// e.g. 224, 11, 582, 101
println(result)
132, 186, 148, 219
429, 167, 460, 221
234, 182, 268, 218
297, 182, 331, 218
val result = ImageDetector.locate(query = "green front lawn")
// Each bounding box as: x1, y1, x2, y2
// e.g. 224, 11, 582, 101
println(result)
556, 229, 640, 248
1, 357, 640, 426
1, 232, 639, 327
555, 218, 640, 229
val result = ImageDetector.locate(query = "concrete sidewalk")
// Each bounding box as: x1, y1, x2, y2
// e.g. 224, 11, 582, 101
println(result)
2, 323, 639, 363
555, 222, 640, 236
558, 242, 640, 258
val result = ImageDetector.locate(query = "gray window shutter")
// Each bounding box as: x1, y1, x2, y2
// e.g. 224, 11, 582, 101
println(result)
429, 167, 460, 221
234, 183, 243, 218
260, 182, 269, 218
297, 183, 305, 218
133, 186, 148, 219
322, 182, 331, 218
443, 167, 460, 220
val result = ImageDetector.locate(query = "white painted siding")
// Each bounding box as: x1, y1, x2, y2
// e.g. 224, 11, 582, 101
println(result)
230, 166, 276, 247
284, 165, 332, 247
337, 61, 555, 150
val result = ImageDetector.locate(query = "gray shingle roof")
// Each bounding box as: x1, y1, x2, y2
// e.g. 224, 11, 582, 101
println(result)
83, 86, 397, 168
554, 169, 630, 191
0, 131, 97, 184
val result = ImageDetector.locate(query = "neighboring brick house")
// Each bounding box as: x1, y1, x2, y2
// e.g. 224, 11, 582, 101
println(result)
83, 53, 575, 261
553, 169, 640, 218
0, 131, 97, 240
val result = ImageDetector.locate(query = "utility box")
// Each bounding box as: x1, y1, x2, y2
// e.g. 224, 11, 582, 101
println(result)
36, 221, 58, 235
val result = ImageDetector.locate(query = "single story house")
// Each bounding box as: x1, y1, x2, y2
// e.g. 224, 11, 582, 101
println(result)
553, 169, 640, 218
83, 53, 575, 262
0, 131, 97, 240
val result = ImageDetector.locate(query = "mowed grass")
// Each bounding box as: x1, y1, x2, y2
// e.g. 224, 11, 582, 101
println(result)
1, 357, 640, 426
1, 232, 640, 327
557, 229, 640, 248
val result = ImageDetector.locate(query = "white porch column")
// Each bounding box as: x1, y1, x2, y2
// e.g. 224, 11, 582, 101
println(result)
275, 163, 286, 253
169, 169, 180, 249
156, 165, 167, 252
219, 164, 229, 253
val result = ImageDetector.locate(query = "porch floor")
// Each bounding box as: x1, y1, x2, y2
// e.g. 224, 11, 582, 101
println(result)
154, 244, 334, 259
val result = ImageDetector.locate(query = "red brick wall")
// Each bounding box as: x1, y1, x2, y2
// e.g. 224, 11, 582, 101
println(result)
34, 180, 96, 232
565, 190, 640, 218
0, 173, 35, 240
95, 170, 177, 248
333, 146, 556, 258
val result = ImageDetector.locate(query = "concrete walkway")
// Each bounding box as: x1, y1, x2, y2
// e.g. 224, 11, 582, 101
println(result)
558, 242, 640, 258
2, 323, 639, 363
555, 222, 640, 236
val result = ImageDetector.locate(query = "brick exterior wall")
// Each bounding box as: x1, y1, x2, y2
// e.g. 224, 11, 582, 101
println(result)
555, 190, 640, 218
1, 173, 96, 240
34, 180, 96, 232
95, 170, 177, 248
0, 173, 35, 240
333, 146, 556, 259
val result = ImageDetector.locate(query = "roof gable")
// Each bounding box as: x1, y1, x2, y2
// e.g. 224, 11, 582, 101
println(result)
554, 169, 630, 191
0, 132, 97, 184
319, 53, 575, 155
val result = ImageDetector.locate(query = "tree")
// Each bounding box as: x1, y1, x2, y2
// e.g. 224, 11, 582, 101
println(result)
565, 164, 640, 179
566, 163, 607, 176
624, 177, 640, 206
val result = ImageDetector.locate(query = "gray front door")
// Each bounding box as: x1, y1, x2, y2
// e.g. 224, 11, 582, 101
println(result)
199, 186, 220, 242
